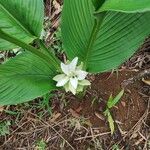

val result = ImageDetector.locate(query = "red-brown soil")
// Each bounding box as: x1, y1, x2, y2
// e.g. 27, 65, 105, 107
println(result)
64, 70, 148, 131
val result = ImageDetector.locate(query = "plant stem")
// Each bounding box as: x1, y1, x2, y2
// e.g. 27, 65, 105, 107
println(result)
76, 87, 87, 100
37, 39, 60, 66
0, 29, 60, 71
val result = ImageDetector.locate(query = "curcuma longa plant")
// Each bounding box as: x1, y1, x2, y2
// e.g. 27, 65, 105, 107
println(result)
0, 0, 150, 105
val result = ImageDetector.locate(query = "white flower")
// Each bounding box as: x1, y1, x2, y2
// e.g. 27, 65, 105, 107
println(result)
53, 57, 91, 95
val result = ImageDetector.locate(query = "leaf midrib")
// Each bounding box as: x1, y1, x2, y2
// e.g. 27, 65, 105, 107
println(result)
0, 74, 51, 78
84, 13, 106, 69
0, 3, 34, 37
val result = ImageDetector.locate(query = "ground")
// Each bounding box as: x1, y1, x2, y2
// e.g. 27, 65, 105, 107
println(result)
0, 0, 150, 150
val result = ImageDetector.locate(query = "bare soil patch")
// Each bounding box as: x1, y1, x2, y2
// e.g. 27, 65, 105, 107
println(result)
65, 71, 148, 131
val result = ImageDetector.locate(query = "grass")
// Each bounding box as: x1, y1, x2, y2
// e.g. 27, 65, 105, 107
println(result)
0, 121, 11, 136
36, 139, 47, 150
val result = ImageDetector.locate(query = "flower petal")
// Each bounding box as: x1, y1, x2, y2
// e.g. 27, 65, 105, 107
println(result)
79, 79, 91, 86
76, 70, 88, 80
70, 77, 78, 89
53, 74, 66, 81
61, 57, 78, 75
69, 82, 76, 95
56, 76, 69, 87
68, 57, 78, 72
61, 63, 69, 75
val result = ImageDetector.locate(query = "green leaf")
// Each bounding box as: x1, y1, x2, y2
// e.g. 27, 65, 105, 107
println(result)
107, 111, 115, 135
92, 0, 105, 10
107, 94, 113, 107
0, 52, 56, 106
0, 29, 60, 71
97, 0, 150, 13
61, 0, 150, 73
104, 109, 115, 135
0, 121, 11, 136
107, 89, 124, 109
0, 0, 44, 50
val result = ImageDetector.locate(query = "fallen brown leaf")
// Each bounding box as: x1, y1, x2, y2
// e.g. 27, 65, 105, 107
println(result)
69, 108, 80, 118
76, 106, 82, 113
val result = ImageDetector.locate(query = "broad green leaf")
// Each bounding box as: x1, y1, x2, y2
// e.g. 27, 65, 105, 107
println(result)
61, 0, 150, 73
97, 0, 150, 13
0, 52, 56, 106
92, 0, 105, 10
107, 89, 124, 109
0, 29, 60, 71
0, 0, 44, 50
